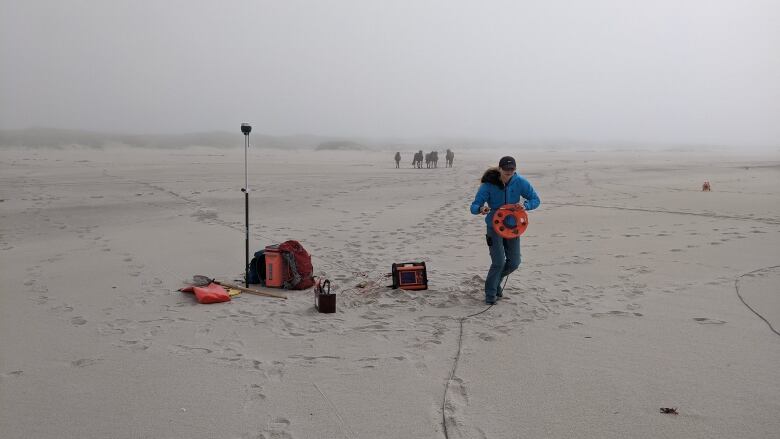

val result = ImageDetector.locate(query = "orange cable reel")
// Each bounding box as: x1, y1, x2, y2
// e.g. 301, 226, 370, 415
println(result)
492, 204, 529, 239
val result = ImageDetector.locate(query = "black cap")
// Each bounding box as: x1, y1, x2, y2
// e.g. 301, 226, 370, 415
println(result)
498, 156, 516, 170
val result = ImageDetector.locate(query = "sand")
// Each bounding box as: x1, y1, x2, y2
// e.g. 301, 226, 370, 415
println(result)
1, 146, 778, 438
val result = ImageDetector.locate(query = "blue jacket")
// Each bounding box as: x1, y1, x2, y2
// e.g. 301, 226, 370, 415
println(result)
470, 170, 540, 225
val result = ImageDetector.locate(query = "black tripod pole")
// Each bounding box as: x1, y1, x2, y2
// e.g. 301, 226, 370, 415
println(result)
241, 123, 252, 287
244, 194, 249, 287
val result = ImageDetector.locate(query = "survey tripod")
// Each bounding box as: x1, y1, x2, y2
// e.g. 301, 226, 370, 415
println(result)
241, 123, 251, 287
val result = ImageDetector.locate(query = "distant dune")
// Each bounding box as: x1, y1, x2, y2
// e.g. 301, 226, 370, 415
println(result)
0, 128, 757, 152
315, 140, 367, 151
0, 128, 334, 150
0, 128, 487, 152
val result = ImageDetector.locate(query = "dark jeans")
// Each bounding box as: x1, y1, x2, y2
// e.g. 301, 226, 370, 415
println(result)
485, 224, 521, 301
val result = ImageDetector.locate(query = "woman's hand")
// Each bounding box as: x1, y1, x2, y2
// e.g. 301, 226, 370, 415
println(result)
480, 206, 490, 215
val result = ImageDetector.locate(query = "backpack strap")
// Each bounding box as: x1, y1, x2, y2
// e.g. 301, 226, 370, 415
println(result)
282, 251, 301, 289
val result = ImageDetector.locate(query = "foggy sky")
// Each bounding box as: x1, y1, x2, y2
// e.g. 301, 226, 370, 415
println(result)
1, 0, 778, 147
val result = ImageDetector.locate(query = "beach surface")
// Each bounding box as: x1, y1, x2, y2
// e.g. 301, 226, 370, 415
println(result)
1, 146, 779, 438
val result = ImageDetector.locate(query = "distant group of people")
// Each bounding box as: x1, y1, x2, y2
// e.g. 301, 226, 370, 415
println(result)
394, 149, 455, 168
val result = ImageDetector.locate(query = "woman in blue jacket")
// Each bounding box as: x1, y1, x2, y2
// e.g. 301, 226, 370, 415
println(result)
470, 156, 540, 304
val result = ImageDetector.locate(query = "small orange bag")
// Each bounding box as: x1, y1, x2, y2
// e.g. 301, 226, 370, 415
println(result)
180, 283, 231, 304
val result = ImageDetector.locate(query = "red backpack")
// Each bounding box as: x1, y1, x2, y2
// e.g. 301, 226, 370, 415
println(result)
278, 240, 315, 290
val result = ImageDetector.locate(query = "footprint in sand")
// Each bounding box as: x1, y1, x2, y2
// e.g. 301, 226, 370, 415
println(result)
265, 362, 285, 382
71, 358, 102, 368
260, 417, 293, 439
117, 339, 150, 352
591, 310, 643, 318
169, 344, 213, 355
477, 332, 496, 341
51, 304, 73, 313
357, 357, 380, 369
693, 317, 726, 325
1, 370, 24, 381
245, 383, 267, 403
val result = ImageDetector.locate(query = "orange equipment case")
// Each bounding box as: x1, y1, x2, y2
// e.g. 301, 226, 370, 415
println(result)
391, 262, 428, 290
264, 246, 287, 288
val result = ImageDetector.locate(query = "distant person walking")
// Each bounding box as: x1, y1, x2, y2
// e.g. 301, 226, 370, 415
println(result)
394, 152, 401, 168
470, 156, 540, 304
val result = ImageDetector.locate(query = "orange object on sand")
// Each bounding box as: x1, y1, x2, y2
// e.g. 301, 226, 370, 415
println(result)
180, 283, 231, 304
264, 247, 287, 288
492, 204, 529, 239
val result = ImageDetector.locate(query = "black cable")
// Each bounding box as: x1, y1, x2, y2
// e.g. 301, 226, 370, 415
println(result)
441, 275, 509, 438
734, 265, 780, 337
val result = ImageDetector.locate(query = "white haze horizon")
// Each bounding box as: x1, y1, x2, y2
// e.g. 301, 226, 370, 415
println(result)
1, 1, 779, 150
3, 126, 776, 154
3, 125, 773, 148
